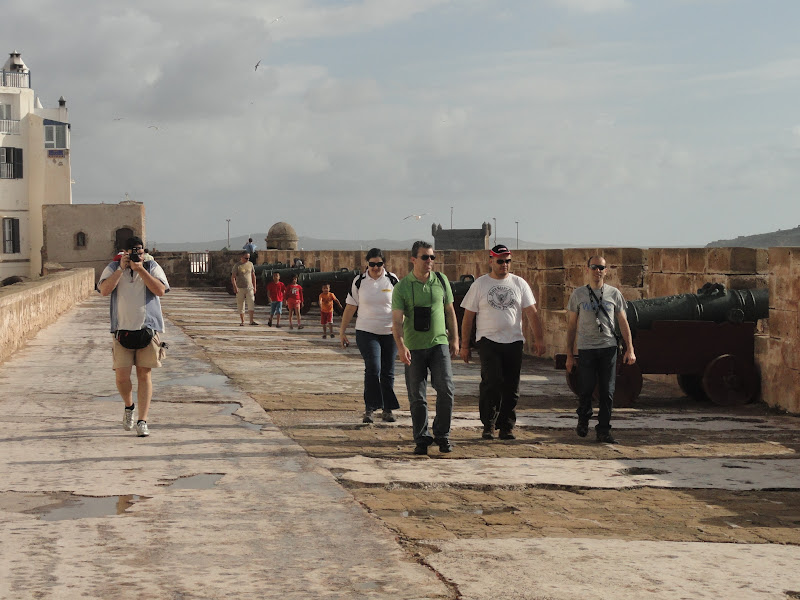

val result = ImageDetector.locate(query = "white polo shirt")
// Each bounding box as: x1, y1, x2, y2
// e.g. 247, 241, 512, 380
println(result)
460, 273, 535, 344
345, 270, 397, 335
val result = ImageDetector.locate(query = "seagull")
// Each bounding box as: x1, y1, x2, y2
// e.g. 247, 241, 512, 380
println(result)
270, 16, 283, 24
254, 60, 261, 71
112, 117, 124, 121
404, 213, 429, 221
148, 125, 159, 131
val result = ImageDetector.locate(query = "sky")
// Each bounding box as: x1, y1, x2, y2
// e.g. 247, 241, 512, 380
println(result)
6, 0, 800, 247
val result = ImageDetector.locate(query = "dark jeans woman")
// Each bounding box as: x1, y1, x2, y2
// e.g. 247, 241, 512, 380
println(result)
355, 330, 400, 414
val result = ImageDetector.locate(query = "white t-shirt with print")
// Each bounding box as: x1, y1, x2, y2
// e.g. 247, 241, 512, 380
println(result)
460, 273, 535, 344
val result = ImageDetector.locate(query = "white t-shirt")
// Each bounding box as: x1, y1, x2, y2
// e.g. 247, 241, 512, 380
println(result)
460, 273, 535, 344
345, 270, 397, 335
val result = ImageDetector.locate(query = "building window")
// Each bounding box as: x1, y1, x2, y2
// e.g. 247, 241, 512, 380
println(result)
0, 147, 23, 179
75, 231, 87, 248
44, 124, 68, 149
0, 104, 10, 119
2, 218, 20, 254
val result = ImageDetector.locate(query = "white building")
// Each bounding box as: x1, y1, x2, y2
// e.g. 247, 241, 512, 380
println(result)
1, 51, 72, 282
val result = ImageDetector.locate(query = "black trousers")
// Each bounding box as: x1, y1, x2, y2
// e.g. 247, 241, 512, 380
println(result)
576, 346, 617, 434
478, 338, 524, 431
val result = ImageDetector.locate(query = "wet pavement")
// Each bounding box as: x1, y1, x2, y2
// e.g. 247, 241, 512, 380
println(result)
1, 287, 799, 599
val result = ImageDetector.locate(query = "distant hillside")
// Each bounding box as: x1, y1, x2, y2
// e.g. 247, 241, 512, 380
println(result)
707, 226, 800, 248
152, 235, 552, 252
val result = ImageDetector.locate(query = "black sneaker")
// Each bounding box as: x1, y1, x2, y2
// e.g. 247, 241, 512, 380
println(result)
381, 410, 396, 423
498, 429, 515, 440
362, 410, 374, 424
576, 420, 589, 438
413, 443, 428, 455
596, 432, 618, 444
434, 438, 453, 453
481, 426, 494, 440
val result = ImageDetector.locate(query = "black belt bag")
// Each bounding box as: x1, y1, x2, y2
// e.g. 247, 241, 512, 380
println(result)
116, 328, 155, 350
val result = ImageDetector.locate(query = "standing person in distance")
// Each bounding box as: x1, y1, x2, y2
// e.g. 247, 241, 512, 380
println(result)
267, 272, 286, 327
231, 251, 258, 326
319, 283, 343, 339
460, 244, 546, 441
392, 241, 459, 455
243, 238, 258, 265
565, 255, 636, 444
340, 248, 401, 424
286, 274, 304, 330
98, 236, 170, 438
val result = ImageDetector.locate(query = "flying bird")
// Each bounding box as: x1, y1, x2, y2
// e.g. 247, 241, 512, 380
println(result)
112, 117, 124, 121
270, 16, 283, 24
148, 125, 159, 131
404, 213, 429, 221
254, 60, 261, 71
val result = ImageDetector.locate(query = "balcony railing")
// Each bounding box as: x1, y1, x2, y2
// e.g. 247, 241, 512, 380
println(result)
0, 119, 20, 135
0, 164, 15, 178
1, 71, 30, 88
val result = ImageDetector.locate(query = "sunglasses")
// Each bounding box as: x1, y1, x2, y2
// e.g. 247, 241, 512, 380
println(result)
418, 254, 436, 261
496, 258, 512, 264
129, 247, 144, 252
589, 264, 606, 271
368, 261, 384, 268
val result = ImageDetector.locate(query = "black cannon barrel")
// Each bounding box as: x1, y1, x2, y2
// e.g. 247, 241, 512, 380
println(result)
625, 283, 769, 334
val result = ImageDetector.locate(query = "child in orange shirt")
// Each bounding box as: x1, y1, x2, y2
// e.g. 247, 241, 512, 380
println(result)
319, 283, 343, 339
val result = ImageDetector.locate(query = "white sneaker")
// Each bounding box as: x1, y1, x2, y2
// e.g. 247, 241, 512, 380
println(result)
136, 421, 149, 437
123, 406, 135, 431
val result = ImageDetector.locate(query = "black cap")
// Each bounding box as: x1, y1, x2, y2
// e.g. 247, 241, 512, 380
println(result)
490, 244, 511, 256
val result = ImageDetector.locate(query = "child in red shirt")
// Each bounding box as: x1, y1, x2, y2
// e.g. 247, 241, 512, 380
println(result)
318, 283, 343, 339
266, 272, 287, 327
286, 274, 304, 330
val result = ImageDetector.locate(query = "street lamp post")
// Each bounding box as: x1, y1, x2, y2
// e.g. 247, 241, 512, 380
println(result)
450, 206, 453, 229
515, 221, 519, 250
226, 219, 231, 248
493, 217, 497, 245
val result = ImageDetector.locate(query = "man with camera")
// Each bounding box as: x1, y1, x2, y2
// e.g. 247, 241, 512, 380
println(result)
392, 241, 459, 455
98, 236, 170, 438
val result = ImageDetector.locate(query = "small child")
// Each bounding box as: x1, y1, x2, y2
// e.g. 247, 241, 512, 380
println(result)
267, 272, 286, 327
319, 283, 342, 339
286, 274, 304, 330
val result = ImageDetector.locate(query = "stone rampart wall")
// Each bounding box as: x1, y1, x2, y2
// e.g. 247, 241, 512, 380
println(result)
0, 269, 95, 365
149, 246, 792, 413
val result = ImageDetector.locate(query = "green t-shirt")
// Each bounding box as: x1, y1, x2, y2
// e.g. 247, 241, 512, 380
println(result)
391, 271, 454, 350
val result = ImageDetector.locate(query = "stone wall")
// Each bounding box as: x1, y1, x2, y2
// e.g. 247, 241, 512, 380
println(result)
148, 246, 794, 413
761, 248, 800, 413
0, 269, 95, 365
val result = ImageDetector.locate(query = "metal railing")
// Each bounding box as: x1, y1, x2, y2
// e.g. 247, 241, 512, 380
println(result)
0, 71, 30, 88
0, 119, 20, 135
189, 252, 210, 274
0, 164, 14, 179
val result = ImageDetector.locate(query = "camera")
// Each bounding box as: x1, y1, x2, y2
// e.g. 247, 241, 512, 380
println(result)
129, 251, 142, 263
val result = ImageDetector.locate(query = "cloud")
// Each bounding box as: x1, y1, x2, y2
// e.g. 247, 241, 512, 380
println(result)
304, 78, 381, 113
548, 0, 630, 14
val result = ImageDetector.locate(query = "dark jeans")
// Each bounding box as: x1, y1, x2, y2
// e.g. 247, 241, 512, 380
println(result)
355, 330, 399, 412
576, 346, 617, 434
478, 338, 523, 431
404, 344, 454, 445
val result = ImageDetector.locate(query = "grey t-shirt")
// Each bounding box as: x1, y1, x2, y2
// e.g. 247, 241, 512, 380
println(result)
567, 284, 627, 350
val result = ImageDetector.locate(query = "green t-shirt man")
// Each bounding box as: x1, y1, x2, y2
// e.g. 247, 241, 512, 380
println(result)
391, 271, 454, 350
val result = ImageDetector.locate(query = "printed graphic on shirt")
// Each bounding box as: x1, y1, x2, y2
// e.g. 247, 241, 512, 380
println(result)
488, 285, 515, 310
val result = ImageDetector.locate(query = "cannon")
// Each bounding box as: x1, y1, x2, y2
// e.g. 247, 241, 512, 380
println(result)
556, 283, 769, 407
298, 268, 361, 316
226, 262, 320, 304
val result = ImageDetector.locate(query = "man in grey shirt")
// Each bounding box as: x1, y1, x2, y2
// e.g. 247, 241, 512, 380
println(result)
565, 255, 636, 444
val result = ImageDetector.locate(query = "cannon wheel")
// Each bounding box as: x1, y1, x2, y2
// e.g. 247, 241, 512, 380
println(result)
701, 354, 759, 406
564, 360, 642, 407
677, 374, 709, 401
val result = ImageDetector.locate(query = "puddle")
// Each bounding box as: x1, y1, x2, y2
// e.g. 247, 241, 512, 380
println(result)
619, 467, 670, 476
390, 506, 517, 518
39, 495, 148, 521
165, 473, 224, 490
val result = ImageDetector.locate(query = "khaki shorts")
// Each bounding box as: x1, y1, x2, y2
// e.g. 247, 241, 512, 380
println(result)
236, 288, 255, 314
112, 332, 165, 369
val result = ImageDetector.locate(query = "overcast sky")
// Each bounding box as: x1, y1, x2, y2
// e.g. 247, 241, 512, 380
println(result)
7, 0, 800, 247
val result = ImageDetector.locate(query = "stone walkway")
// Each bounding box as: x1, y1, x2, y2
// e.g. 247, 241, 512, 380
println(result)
2, 287, 800, 599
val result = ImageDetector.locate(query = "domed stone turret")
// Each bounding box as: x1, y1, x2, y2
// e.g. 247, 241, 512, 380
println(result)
266, 222, 298, 250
